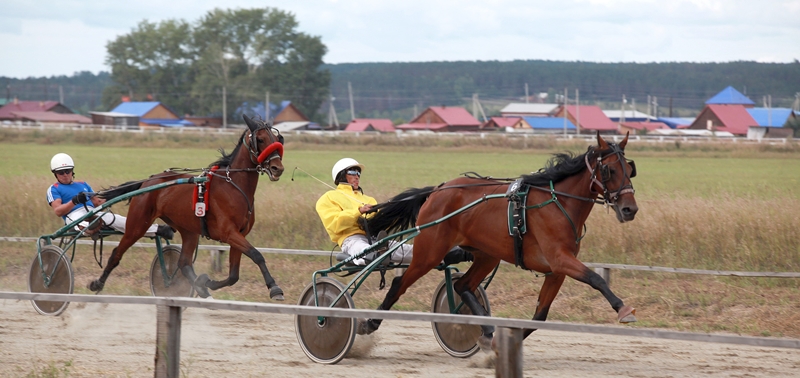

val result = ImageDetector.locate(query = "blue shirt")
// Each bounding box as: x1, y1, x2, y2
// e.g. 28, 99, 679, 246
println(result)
46, 181, 96, 219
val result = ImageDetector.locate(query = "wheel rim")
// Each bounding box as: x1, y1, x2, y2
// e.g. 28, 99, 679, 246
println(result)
295, 277, 356, 364
150, 245, 194, 297
431, 272, 491, 358
28, 245, 74, 316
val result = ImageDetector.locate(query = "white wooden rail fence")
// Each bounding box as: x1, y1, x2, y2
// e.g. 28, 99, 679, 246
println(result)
2, 121, 796, 146
1, 292, 799, 378
4, 237, 800, 280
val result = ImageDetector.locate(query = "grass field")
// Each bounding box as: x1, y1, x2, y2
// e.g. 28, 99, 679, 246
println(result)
1, 129, 798, 339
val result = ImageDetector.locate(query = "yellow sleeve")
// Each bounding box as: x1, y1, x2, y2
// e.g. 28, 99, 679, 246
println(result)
315, 191, 363, 244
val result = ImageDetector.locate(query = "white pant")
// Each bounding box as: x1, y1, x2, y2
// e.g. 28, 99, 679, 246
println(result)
341, 234, 413, 266
66, 207, 157, 237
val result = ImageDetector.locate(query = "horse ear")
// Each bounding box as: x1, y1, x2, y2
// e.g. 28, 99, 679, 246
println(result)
620, 131, 630, 149
596, 130, 609, 150
243, 114, 257, 132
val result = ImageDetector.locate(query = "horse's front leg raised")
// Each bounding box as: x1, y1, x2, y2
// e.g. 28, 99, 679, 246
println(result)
223, 234, 284, 301
553, 253, 636, 323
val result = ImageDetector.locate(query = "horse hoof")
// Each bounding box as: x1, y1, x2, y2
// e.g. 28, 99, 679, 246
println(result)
269, 286, 285, 301
618, 305, 637, 323
478, 334, 494, 353
88, 280, 104, 292
356, 318, 379, 335
194, 274, 212, 299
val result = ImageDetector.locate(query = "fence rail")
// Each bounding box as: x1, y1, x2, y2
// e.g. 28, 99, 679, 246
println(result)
4, 237, 798, 279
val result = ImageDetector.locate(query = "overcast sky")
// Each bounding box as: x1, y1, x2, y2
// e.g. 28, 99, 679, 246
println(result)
2, 0, 798, 78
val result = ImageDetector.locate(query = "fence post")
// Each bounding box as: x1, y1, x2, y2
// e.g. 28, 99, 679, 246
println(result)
495, 327, 523, 377
155, 305, 182, 378
211, 249, 225, 273
594, 267, 611, 286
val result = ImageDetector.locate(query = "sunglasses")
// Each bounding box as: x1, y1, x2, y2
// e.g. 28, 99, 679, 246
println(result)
346, 170, 361, 177
55, 169, 73, 175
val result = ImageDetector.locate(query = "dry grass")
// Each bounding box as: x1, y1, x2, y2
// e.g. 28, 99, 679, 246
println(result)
2, 129, 799, 341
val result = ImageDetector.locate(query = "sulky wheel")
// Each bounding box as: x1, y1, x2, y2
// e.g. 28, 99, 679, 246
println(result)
150, 245, 194, 297
430, 272, 491, 358
28, 245, 74, 316
295, 277, 356, 364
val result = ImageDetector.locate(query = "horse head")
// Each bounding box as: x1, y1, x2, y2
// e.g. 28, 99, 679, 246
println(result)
592, 131, 638, 222
243, 114, 285, 181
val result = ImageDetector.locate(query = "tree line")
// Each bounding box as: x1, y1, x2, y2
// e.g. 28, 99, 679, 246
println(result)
2, 6, 798, 124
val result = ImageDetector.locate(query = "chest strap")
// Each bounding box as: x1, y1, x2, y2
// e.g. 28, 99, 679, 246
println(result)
506, 179, 530, 269
192, 166, 219, 238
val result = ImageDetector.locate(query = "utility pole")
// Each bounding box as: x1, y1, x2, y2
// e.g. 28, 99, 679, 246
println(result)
328, 95, 339, 130
5, 85, 9, 102
472, 93, 487, 122
44, 78, 48, 100
563, 87, 568, 137
222, 86, 227, 128
575, 88, 580, 134
525, 83, 529, 103
794, 92, 800, 112
652, 96, 658, 118
348, 82, 355, 121
768, 94, 772, 126
265, 91, 270, 120
621, 95, 627, 125
59, 85, 64, 104
413, 104, 418, 119
646, 95, 651, 118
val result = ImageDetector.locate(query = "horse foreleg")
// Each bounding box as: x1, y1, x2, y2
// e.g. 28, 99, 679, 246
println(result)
556, 255, 636, 323
523, 273, 566, 338
580, 267, 636, 322
242, 247, 284, 301
359, 260, 434, 335
205, 248, 241, 290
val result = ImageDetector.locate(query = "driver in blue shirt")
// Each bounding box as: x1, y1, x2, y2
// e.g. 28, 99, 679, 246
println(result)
46, 153, 173, 239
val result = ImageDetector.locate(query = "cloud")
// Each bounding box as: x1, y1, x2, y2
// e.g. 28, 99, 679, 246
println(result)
1, 0, 799, 78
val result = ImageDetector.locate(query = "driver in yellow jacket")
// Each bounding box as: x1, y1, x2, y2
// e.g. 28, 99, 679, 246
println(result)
316, 158, 413, 266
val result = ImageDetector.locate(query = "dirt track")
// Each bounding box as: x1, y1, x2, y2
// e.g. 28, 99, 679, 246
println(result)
1, 299, 799, 377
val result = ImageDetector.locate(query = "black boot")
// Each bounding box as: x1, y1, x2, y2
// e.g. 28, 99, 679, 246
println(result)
443, 246, 474, 265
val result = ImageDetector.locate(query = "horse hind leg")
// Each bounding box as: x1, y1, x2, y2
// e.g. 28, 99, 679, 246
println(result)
522, 273, 567, 338
88, 233, 140, 292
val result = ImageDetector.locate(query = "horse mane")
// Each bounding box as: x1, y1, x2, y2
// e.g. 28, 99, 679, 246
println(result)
209, 129, 247, 168
522, 147, 597, 187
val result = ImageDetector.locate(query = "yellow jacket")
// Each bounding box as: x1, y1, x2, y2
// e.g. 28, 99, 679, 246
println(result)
316, 184, 377, 246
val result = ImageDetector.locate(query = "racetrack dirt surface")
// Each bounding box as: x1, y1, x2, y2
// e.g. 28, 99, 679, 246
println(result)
1, 299, 799, 377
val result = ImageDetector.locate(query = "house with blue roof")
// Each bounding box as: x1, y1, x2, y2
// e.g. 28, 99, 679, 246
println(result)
745, 107, 797, 139
705, 86, 755, 107
110, 101, 194, 128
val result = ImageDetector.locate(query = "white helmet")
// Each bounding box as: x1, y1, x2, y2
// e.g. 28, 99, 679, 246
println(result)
50, 153, 74, 172
331, 158, 365, 183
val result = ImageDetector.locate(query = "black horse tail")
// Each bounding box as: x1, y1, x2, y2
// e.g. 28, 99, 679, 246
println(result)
98, 181, 143, 201
366, 186, 436, 236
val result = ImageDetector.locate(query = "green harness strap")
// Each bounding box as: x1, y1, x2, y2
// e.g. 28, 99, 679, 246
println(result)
524, 181, 587, 245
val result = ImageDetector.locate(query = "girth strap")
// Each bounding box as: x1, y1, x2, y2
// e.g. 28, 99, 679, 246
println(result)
506, 179, 530, 269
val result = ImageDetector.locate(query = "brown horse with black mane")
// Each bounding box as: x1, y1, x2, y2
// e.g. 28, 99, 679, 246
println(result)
362, 132, 638, 348
90, 115, 286, 300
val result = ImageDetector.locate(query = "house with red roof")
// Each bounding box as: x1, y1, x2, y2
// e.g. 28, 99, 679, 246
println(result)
396, 106, 481, 132
0, 100, 80, 122
687, 104, 757, 136
482, 116, 520, 130
554, 105, 618, 134
344, 118, 396, 132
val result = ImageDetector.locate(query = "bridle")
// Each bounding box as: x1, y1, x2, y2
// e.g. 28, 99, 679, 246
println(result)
585, 143, 637, 206
243, 124, 284, 174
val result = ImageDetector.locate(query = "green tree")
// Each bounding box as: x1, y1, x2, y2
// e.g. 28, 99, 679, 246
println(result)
190, 7, 329, 122
103, 19, 193, 113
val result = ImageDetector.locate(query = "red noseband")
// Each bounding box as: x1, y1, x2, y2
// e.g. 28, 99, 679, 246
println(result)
257, 142, 284, 164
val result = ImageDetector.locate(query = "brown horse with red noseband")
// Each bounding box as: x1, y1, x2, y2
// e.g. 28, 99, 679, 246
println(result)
362, 132, 638, 349
89, 115, 286, 300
